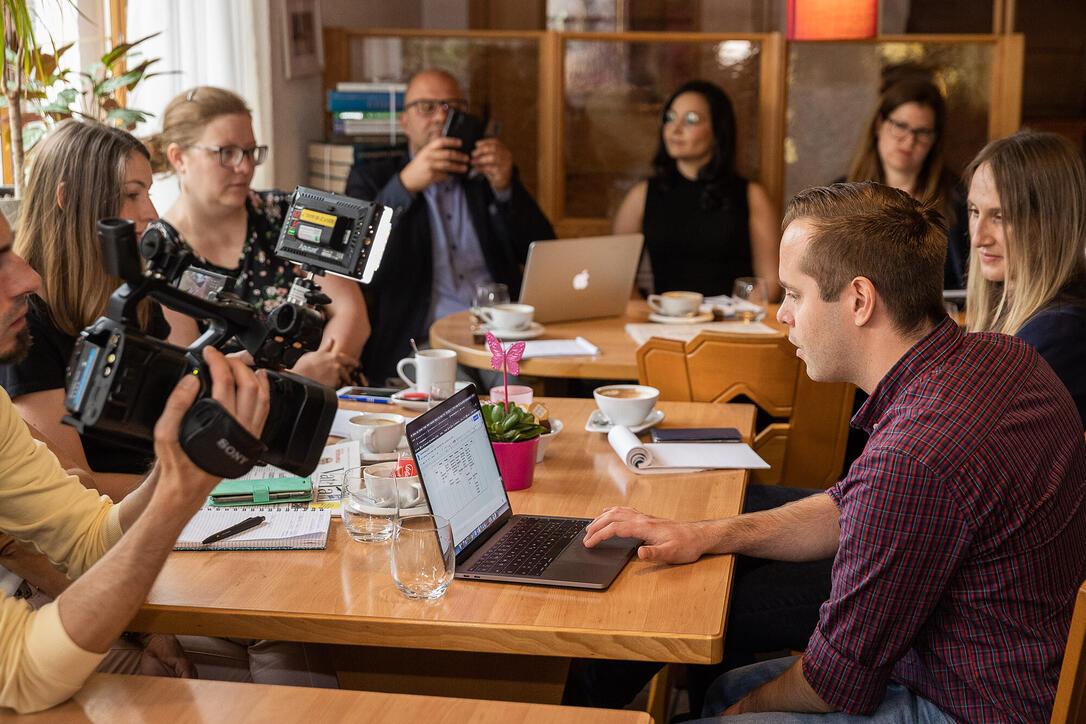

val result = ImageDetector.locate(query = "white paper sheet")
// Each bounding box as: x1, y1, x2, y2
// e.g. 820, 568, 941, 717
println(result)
520, 336, 600, 358
624, 321, 776, 346
607, 426, 769, 475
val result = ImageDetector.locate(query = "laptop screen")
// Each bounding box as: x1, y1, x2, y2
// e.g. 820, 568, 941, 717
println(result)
406, 386, 511, 556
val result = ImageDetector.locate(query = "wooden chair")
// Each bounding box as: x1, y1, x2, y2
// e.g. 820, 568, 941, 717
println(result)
636, 330, 854, 488
1052, 579, 1086, 723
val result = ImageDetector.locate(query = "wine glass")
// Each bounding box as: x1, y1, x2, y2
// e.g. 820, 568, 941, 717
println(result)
732, 277, 768, 322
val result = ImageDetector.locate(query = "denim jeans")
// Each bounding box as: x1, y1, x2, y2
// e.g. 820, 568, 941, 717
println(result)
693, 656, 953, 723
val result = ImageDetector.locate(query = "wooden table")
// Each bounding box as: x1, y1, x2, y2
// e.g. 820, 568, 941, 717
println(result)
130, 397, 755, 702
429, 299, 786, 381
5, 674, 651, 723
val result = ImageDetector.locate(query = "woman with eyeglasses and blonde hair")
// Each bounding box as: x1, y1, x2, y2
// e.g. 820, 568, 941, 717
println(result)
144, 86, 368, 387
964, 130, 1086, 426
845, 73, 969, 288
613, 79, 780, 299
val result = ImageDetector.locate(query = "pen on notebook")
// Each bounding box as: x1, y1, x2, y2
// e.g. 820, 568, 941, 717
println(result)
201, 515, 265, 545
338, 395, 392, 404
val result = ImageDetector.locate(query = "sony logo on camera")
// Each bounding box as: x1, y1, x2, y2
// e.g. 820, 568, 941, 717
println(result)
216, 438, 250, 466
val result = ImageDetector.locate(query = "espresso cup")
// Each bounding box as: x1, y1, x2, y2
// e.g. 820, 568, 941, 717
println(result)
648, 291, 704, 317
477, 303, 534, 331
348, 413, 406, 454
593, 384, 660, 427
397, 349, 457, 393
363, 462, 425, 509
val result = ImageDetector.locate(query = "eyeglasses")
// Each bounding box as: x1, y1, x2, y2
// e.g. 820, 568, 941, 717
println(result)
403, 98, 468, 116
883, 118, 936, 145
663, 109, 705, 127
190, 144, 269, 168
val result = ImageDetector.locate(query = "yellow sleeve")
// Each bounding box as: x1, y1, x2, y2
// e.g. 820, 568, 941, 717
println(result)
0, 388, 122, 577
0, 598, 104, 713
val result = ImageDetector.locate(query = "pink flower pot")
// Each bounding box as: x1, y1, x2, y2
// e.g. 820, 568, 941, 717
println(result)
491, 438, 540, 491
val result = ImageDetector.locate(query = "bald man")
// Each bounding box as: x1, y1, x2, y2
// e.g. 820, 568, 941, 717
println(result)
346, 69, 554, 384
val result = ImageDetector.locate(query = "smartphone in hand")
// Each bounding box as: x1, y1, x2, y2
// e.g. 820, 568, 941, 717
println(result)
442, 107, 487, 156
650, 427, 742, 443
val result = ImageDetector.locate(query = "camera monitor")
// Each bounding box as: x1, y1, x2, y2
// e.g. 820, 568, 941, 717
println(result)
275, 186, 394, 284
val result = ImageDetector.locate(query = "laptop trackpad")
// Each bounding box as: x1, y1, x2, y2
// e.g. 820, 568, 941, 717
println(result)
548, 533, 640, 581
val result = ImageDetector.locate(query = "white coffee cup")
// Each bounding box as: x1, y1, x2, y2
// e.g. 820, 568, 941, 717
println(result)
477, 303, 534, 331
648, 291, 704, 317
593, 384, 660, 427
363, 462, 425, 509
348, 413, 405, 454
397, 349, 457, 393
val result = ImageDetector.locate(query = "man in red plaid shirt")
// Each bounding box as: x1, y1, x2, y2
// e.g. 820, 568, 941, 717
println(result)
586, 182, 1086, 722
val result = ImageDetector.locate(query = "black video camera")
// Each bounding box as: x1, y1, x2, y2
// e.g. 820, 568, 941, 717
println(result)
62, 187, 394, 478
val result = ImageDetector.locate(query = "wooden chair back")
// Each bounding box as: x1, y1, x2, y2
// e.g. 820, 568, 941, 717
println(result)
637, 330, 854, 487
1052, 579, 1086, 723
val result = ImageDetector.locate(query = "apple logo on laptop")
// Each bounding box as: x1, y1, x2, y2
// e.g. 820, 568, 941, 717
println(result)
572, 269, 590, 291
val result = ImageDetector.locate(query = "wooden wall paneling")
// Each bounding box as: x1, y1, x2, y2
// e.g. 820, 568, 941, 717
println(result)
989, 33, 1025, 140
538, 31, 562, 223
992, 0, 1015, 35
758, 31, 787, 211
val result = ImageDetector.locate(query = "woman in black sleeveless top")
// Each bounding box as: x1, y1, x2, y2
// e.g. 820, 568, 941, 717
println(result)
614, 80, 779, 298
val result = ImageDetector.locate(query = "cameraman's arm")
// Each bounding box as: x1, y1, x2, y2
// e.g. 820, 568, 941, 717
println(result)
16, 390, 144, 500
59, 348, 269, 654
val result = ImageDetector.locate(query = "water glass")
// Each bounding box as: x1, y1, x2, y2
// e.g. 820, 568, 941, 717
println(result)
428, 380, 455, 410
471, 282, 510, 318
732, 277, 768, 322
341, 466, 397, 542
390, 514, 455, 600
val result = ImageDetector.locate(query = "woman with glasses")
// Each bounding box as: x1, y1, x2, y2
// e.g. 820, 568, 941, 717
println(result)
964, 131, 1086, 426
844, 74, 969, 288
144, 86, 368, 387
613, 79, 780, 299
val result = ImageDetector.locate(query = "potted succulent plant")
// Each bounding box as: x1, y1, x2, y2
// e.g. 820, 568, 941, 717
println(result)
483, 332, 545, 490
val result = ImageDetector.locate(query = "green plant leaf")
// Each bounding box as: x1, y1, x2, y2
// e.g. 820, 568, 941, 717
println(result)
98, 69, 144, 94
105, 107, 150, 127
100, 31, 161, 67
21, 125, 45, 150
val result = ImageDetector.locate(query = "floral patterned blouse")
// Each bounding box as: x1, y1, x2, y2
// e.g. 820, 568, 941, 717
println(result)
177, 189, 301, 315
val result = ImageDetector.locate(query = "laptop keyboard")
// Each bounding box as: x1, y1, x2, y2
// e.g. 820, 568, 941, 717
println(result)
466, 517, 588, 577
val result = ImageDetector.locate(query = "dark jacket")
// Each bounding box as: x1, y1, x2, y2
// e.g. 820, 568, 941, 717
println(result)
346, 154, 555, 383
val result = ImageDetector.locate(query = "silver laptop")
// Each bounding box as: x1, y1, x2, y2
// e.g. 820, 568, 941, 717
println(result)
405, 385, 639, 589
518, 234, 644, 324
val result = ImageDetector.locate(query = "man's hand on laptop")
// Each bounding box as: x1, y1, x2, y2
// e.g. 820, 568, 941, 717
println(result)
583, 506, 711, 564
471, 137, 513, 193
400, 136, 469, 194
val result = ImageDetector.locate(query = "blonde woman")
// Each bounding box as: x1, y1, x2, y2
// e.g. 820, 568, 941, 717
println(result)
965, 131, 1086, 426
846, 76, 969, 288
144, 86, 368, 387
0, 120, 159, 499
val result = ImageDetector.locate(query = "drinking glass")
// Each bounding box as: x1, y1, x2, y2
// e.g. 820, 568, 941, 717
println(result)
341, 466, 398, 542
732, 277, 768, 322
390, 514, 455, 600
428, 381, 455, 410
471, 282, 510, 318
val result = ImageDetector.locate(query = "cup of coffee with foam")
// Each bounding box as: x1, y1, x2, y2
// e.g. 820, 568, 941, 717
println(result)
647, 291, 703, 317
593, 384, 660, 427
477, 303, 534, 331
348, 413, 406, 454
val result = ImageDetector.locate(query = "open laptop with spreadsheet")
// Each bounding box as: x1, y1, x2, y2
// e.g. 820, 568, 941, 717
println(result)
518, 234, 644, 324
405, 385, 639, 589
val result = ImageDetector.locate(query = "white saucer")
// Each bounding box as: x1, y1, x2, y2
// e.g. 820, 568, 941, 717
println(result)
584, 408, 665, 434
359, 444, 408, 463
483, 321, 545, 340
648, 311, 714, 324
391, 381, 471, 412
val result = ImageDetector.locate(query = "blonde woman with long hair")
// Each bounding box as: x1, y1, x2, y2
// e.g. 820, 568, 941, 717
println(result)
0, 120, 160, 499
965, 130, 1086, 426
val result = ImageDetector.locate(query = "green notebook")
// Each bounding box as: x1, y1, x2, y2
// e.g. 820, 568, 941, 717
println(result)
208, 477, 313, 507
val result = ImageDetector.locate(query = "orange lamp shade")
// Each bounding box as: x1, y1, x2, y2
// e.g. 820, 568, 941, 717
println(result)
787, 0, 878, 40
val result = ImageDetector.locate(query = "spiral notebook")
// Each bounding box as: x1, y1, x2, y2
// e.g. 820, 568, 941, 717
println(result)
174, 508, 331, 550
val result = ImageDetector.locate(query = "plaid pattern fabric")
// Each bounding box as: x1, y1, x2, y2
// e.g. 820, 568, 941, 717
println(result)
802, 317, 1086, 722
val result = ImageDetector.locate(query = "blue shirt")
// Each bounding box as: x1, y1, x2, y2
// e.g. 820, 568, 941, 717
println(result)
422, 177, 493, 325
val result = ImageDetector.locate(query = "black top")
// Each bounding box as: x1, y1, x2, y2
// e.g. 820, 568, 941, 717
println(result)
642, 175, 753, 296
0, 295, 170, 474
345, 154, 555, 384
1017, 294, 1086, 430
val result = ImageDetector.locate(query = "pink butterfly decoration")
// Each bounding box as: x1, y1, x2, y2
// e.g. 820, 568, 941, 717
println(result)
486, 332, 526, 410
